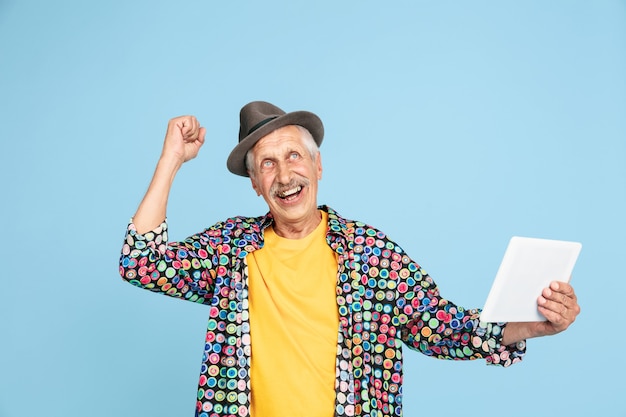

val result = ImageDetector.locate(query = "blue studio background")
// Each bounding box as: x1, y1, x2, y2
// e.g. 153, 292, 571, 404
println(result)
1, 1, 625, 416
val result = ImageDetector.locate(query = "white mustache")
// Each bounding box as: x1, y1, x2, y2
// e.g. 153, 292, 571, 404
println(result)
270, 177, 309, 196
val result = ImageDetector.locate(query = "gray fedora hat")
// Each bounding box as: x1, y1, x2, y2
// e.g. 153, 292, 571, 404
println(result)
226, 101, 324, 177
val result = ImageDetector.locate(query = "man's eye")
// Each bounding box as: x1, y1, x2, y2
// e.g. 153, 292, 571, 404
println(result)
262, 160, 274, 168
289, 152, 299, 160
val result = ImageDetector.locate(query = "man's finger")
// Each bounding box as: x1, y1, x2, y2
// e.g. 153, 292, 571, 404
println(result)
550, 281, 575, 296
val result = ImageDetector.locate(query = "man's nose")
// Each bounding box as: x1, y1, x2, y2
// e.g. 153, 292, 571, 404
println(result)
276, 161, 291, 184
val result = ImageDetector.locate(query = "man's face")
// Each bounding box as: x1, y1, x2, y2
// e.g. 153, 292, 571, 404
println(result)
249, 125, 322, 233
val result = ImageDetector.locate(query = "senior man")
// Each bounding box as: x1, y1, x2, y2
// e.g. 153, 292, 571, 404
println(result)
119, 101, 580, 417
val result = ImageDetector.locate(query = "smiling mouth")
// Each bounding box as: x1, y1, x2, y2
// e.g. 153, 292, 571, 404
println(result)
277, 185, 303, 200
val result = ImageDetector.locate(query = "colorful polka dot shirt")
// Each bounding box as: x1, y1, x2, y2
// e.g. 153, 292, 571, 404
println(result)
119, 206, 526, 417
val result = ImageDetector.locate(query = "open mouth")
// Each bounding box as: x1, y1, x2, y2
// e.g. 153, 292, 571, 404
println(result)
277, 185, 303, 201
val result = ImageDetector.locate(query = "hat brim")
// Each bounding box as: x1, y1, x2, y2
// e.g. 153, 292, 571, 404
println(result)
227, 111, 324, 177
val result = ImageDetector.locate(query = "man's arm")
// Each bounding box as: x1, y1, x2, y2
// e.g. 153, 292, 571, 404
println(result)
133, 115, 206, 233
119, 115, 215, 303
502, 281, 580, 345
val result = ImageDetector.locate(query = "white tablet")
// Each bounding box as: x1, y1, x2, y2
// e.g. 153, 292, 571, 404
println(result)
479, 236, 582, 323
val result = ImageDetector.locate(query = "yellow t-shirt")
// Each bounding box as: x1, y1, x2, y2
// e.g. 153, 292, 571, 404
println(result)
248, 211, 339, 417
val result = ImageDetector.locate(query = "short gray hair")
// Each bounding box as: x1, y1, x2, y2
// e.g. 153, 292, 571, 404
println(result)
246, 125, 319, 177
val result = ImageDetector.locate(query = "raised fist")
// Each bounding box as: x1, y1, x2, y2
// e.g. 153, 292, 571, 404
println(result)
161, 115, 206, 164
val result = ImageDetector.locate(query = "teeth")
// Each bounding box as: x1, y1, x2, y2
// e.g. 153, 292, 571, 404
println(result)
279, 186, 302, 198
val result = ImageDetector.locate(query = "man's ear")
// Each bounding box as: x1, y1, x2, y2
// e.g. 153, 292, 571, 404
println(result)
316, 152, 323, 180
250, 176, 261, 196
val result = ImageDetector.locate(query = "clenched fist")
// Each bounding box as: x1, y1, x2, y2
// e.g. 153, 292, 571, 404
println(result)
161, 115, 206, 165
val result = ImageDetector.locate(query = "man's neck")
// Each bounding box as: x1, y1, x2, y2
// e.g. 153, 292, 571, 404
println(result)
272, 210, 323, 239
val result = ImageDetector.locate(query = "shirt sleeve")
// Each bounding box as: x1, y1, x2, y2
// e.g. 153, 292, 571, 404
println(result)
397, 265, 526, 367
118, 219, 217, 304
